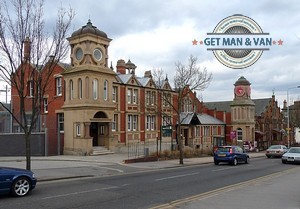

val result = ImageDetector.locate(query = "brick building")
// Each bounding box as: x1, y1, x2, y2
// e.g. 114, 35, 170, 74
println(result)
204, 76, 284, 150
9, 20, 285, 156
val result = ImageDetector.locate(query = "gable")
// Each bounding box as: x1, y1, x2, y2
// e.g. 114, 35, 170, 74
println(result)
162, 80, 172, 90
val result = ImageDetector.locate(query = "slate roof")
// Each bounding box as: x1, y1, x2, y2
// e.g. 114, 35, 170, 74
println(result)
137, 77, 150, 87
117, 74, 133, 84
204, 98, 272, 116
180, 112, 225, 125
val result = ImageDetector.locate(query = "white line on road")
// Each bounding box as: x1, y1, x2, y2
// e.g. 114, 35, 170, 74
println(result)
41, 186, 119, 200
155, 172, 199, 181
212, 167, 234, 172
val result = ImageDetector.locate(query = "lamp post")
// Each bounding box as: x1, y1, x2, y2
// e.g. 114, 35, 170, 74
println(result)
287, 86, 300, 148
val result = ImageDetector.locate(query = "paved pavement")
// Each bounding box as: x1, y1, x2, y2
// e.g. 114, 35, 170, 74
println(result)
0, 152, 265, 182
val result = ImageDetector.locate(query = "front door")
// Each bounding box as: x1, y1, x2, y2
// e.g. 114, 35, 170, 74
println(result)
98, 123, 105, 146
184, 129, 188, 146
90, 122, 98, 146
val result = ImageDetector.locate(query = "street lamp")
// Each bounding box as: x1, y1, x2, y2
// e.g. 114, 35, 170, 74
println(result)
287, 86, 300, 148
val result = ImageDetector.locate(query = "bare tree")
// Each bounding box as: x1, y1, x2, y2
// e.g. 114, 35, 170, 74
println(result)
0, 0, 74, 170
152, 68, 165, 88
153, 55, 212, 164
175, 55, 212, 164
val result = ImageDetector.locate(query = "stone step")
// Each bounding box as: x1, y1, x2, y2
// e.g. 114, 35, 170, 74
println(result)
91, 146, 114, 156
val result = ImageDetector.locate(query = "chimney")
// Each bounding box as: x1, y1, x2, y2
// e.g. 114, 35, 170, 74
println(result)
144, 70, 152, 78
23, 37, 31, 62
116, 59, 126, 74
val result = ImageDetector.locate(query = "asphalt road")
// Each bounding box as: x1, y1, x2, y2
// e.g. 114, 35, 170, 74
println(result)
0, 157, 298, 209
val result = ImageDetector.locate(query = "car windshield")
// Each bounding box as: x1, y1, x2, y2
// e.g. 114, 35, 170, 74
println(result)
217, 147, 231, 152
288, 148, 300, 153
268, 145, 281, 149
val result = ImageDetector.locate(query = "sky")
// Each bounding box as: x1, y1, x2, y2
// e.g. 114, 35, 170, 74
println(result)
1, 0, 300, 108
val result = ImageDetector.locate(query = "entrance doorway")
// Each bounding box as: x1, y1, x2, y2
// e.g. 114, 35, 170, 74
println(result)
90, 111, 110, 147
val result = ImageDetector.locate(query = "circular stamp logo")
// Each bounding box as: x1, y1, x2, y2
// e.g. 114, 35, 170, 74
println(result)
193, 14, 283, 69
212, 14, 263, 69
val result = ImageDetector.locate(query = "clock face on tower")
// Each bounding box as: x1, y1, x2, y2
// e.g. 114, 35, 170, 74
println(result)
235, 86, 245, 96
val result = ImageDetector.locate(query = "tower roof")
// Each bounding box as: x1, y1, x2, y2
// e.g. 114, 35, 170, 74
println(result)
234, 76, 251, 86
71, 19, 108, 38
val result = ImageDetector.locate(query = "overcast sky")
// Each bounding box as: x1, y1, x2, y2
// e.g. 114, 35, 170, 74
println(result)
1, 0, 300, 107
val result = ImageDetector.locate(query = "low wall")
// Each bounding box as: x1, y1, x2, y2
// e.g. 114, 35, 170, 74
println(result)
0, 133, 45, 156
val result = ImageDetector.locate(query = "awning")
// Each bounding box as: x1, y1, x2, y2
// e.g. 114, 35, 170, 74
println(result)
255, 131, 265, 135
273, 128, 282, 133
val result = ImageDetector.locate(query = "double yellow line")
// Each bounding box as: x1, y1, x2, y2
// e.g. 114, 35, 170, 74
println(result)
150, 167, 300, 209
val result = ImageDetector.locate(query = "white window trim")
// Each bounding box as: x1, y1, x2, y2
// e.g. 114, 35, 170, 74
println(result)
112, 86, 117, 102
29, 81, 34, 97
43, 98, 48, 113
56, 76, 62, 96
127, 89, 132, 104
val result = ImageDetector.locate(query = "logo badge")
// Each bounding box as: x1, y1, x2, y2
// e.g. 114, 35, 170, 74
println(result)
192, 14, 283, 69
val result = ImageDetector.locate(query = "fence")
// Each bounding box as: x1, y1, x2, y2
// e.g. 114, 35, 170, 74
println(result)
127, 140, 174, 160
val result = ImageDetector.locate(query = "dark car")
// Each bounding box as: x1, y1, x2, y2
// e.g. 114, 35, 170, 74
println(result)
214, 146, 250, 166
0, 167, 37, 197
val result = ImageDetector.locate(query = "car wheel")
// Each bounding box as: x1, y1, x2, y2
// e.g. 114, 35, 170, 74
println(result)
282, 160, 287, 164
214, 160, 219, 165
267, 156, 271, 158
11, 177, 31, 197
245, 157, 250, 164
232, 158, 238, 166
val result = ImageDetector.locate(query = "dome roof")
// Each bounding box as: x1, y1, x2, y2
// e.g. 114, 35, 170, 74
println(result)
234, 76, 251, 86
71, 19, 108, 38
126, 59, 136, 69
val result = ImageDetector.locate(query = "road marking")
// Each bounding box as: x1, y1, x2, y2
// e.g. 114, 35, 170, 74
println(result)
41, 186, 119, 200
212, 167, 235, 172
150, 167, 300, 209
99, 166, 124, 173
155, 172, 199, 181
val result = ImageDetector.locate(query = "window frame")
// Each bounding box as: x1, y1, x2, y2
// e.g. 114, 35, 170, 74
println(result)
56, 76, 62, 96
43, 98, 48, 113
104, 80, 108, 101
93, 79, 98, 100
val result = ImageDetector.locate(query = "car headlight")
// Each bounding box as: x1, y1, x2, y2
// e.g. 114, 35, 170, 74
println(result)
282, 156, 287, 159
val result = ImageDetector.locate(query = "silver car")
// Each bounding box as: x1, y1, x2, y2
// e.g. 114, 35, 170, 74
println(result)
265, 145, 288, 158
282, 147, 300, 164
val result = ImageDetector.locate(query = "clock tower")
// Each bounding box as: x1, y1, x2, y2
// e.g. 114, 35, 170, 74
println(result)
62, 20, 116, 155
231, 76, 255, 146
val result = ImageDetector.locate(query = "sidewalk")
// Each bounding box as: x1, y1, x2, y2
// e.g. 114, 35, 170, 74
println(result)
0, 152, 265, 181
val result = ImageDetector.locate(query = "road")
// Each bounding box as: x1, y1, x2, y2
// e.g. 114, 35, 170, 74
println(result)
0, 157, 299, 209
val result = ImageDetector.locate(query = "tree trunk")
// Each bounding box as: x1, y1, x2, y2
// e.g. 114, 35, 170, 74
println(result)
25, 133, 31, 170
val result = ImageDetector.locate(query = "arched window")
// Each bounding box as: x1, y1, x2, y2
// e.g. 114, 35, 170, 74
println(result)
85, 76, 89, 99
104, 80, 108, 101
93, 79, 98, 100
237, 128, 243, 141
78, 78, 82, 99
70, 80, 74, 100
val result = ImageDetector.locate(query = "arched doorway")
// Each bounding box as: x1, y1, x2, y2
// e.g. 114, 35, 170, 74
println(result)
90, 111, 110, 147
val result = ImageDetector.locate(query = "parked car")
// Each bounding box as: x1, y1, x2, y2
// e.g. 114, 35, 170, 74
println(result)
265, 145, 288, 158
0, 167, 37, 197
282, 147, 300, 164
213, 146, 250, 166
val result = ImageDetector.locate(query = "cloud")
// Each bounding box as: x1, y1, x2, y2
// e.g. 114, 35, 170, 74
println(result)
2, 0, 300, 108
